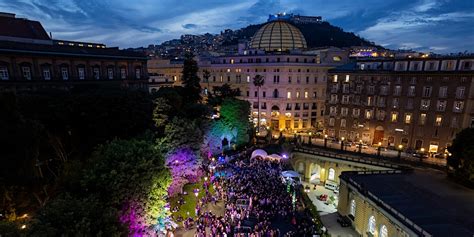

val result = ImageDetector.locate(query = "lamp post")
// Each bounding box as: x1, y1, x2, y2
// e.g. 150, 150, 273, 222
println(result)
377, 142, 382, 157
397, 144, 403, 160
358, 139, 363, 153
340, 137, 345, 150
308, 132, 312, 146
324, 134, 328, 148
420, 147, 426, 162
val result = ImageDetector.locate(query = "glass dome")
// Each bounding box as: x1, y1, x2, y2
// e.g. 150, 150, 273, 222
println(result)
250, 21, 307, 51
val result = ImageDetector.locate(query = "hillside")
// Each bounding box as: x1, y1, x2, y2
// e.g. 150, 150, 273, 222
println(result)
223, 21, 380, 49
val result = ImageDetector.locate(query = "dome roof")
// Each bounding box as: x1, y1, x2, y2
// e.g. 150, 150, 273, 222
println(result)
250, 21, 307, 51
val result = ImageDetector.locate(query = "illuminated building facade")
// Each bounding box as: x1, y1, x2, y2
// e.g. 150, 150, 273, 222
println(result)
326, 57, 474, 154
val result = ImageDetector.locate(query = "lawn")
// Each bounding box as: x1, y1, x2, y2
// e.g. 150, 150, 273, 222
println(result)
168, 178, 215, 223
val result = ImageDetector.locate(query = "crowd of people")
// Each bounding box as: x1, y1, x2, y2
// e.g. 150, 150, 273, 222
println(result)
183, 149, 320, 237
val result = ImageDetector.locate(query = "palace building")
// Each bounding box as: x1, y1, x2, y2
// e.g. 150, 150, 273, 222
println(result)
326, 56, 474, 153
0, 13, 148, 91
198, 20, 349, 132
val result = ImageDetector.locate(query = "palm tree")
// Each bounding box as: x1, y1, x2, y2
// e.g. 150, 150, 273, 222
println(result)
253, 74, 264, 133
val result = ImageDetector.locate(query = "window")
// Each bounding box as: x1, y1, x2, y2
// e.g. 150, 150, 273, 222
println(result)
345, 75, 350, 82
330, 106, 337, 116
341, 119, 346, 128
435, 115, 442, 126
328, 168, 335, 180
439, 86, 448, 98
42, 68, 51, 80
22, 66, 31, 80
287, 91, 291, 99
262, 91, 266, 98
120, 68, 127, 79
342, 84, 350, 93
350, 200, 356, 216
78, 68, 85, 80
296, 91, 300, 99
410, 77, 417, 84
61, 67, 69, 80
304, 91, 309, 99
93, 67, 100, 80
393, 85, 401, 96
107, 68, 114, 79
380, 85, 388, 95
273, 89, 279, 98
406, 99, 414, 109
342, 95, 349, 104
420, 99, 430, 110
422, 86, 432, 97
453, 101, 464, 112
455, 87, 465, 99
451, 117, 459, 128
365, 109, 373, 119
286, 103, 292, 110
333, 75, 338, 83
380, 225, 388, 237
436, 100, 446, 111
352, 108, 360, 118
420, 113, 427, 125
368, 86, 375, 94
391, 112, 398, 122
408, 86, 416, 96
330, 94, 338, 103
341, 107, 348, 117
392, 98, 399, 108
254, 91, 257, 97
368, 216, 376, 235
135, 68, 141, 79
0, 66, 9, 80
405, 113, 412, 124
313, 91, 317, 98
329, 118, 335, 126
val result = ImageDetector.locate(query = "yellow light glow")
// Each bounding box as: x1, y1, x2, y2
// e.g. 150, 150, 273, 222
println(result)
398, 144, 403, 149
324, 134, 328, 138
341, 137, 345, 141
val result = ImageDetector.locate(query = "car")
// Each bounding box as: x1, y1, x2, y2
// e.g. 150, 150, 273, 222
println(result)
337, 215, 352, 227
318, 194, 328, 201
432, 152, 447, 159
413, 152, 429, 159
324, 181, 339, 191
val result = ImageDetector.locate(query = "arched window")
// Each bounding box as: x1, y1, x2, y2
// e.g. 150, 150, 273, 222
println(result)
328, 168, 335, 180
297, 162, 304, 173
350, 199, 356, 216
368, 216, 376, 234
380, 225, 388, 237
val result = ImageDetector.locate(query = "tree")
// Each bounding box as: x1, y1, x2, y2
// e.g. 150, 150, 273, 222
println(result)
448, 128, 474, 185
81, 139, 171, 235
253, 75, 264, 133
181, 52, 202, 104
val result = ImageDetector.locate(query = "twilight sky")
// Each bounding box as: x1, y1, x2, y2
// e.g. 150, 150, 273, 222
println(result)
1, 0, 473, 53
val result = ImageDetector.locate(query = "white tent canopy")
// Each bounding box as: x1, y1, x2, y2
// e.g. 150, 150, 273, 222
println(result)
281, 170, 301, 178
251, 149, 268, 159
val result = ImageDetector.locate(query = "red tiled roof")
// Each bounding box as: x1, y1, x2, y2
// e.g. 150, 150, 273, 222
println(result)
0, 15, 50, 40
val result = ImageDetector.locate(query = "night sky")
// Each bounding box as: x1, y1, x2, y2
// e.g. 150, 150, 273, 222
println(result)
1, 0, 473, 53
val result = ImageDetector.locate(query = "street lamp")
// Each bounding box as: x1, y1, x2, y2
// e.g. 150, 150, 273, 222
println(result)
324, 134, 328, 148
358, 139, 363, 153
194, 189, 199, 198
397, 144, 403, 160
309, 132, 312, 146
377, 142, 382, 157
340, 137, 345, 150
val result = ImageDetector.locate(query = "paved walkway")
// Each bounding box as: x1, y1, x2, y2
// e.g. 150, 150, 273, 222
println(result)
174, 200, 225, 237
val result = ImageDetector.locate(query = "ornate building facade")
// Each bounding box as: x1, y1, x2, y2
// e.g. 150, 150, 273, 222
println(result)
0, 13, 148, 91
326, 57, 474, 153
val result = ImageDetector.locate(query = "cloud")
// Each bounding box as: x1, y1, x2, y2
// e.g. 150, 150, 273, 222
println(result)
182, 24, 198, 29
0, 0, 471, 52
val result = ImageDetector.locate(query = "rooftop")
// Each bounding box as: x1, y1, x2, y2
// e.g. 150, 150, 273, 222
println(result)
0, 13, 50, 41
341, 170, 474, 236
0, 40, 147, 60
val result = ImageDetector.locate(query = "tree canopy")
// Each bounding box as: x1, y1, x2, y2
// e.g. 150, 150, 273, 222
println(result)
448, 127, 474, 185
